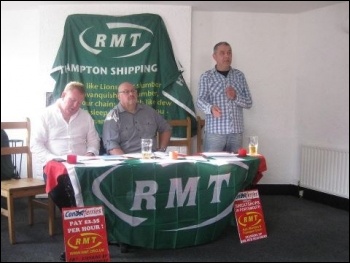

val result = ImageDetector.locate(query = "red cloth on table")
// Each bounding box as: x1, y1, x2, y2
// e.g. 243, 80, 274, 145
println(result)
252, 154, 267, 185
44, 155, 267, 193
44, 160, 68, 193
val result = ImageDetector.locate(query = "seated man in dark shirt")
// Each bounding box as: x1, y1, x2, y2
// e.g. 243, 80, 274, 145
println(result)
103, 82, 172, 155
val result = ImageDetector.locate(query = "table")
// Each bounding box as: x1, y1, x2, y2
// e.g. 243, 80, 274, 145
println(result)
45, 155, 266, 249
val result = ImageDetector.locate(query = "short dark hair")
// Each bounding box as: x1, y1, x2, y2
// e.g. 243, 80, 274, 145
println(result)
213, 42, 231, 53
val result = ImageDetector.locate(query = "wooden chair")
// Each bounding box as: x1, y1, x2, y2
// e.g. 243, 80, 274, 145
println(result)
196, 116, 205, 153
1, 118, 55, 244
168, 117, 192, 155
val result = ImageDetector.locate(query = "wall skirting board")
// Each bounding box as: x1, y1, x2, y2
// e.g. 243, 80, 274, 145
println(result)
254, 184, 349, 211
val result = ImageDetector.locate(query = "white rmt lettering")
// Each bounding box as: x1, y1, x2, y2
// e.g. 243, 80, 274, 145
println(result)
166, 177, 199, 208
94, 33, 142, 48
208, 173, 231, 203
129, 173, 231, 211
130, 180, 158, 211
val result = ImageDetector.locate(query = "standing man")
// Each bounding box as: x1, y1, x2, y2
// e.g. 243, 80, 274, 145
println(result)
103, 82, 172, 155
197, 42, 253, 153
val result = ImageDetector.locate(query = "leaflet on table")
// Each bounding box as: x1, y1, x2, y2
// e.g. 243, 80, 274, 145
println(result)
122, 152, 169, 159
77, 155, 128, 162
210, 156, 245, 162
209, 156, 245, 165
201, 152, 238, 157
157, 159, 196, 167
122, 153, 143, 159
73, 156, 124, 167
185, 156, 208, 161
153, 151, 168, 158
200, 152, 245, 163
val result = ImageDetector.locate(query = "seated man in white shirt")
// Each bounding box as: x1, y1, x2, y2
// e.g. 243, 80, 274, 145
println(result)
31, 81, 100, 261
31, 81, 100, 165
31, 81, 100, 203
31, 80, 100, 205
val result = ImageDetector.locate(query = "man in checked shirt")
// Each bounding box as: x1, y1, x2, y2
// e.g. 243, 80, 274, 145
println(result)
197, 42, 253, 153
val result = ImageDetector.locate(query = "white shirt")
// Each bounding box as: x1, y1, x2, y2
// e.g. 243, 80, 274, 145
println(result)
31, 100, 100, 168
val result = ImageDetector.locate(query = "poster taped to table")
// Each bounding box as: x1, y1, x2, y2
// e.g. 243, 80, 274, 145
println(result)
233, 189, 267, 243
62, 206, 110, 262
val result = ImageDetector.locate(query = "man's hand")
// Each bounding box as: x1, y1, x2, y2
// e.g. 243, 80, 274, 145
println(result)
225, 86, 236, 100
211, 106, 222, 118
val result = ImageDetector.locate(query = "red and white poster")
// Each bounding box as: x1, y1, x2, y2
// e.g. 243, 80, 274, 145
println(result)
62, 206, 110, 262
233, 189, 267, 243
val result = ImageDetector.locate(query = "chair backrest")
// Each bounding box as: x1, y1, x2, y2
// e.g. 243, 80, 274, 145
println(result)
168, 117, 192, 155
196, 116, 205, 153
1, 118, 32, 179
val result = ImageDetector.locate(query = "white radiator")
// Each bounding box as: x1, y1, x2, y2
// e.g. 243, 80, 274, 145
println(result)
300, 145, 349, 199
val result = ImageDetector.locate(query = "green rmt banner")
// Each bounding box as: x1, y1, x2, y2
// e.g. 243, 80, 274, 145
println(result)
71, 158, 260, 249
51, 13, 197, 137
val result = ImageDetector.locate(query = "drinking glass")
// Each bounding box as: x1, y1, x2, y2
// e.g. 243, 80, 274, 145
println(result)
248, 136, 258, 155
141, 139, 153, 159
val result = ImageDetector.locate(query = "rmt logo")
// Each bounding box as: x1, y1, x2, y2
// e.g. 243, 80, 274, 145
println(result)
79, 22, 153, 58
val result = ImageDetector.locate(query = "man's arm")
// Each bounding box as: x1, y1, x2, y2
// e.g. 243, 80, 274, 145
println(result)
158, 130, 171, 151
85, 115, 100, 156
102, 109, 123, 155
30, 115, 57, 164
109, 148, 125, 155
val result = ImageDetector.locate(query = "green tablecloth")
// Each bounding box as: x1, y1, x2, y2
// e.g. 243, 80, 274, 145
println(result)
68, 157, 260, 249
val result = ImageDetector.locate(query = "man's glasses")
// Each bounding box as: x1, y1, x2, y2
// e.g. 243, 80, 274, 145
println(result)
119, 90, 137, 95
